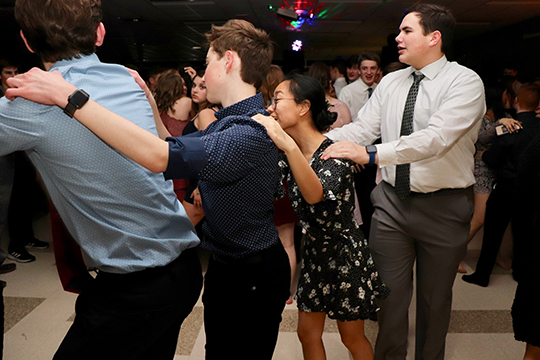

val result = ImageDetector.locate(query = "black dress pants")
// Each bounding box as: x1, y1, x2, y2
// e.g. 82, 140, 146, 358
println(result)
7, 152, 48, 252
202, 242, 290, 360
354, 164, 377, 239
53, 248, 203, 360
473, 178, 515, 280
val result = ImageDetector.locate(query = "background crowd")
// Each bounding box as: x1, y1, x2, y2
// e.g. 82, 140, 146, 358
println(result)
1, 1, 540, 360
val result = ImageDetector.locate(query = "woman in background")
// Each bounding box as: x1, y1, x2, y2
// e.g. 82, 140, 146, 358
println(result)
153, 71, 193, 200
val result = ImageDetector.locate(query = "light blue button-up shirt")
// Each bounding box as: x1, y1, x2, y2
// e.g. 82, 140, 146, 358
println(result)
0, 54, 199, 273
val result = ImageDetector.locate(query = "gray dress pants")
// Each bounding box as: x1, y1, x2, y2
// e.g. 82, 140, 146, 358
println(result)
369, 181, 473, 360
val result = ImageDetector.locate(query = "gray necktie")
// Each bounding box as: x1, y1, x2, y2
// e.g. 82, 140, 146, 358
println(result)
368, 87, 373, 98
395, 72, 425, 200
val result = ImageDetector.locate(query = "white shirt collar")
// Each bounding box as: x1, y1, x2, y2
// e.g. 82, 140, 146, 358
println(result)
409, 55, 447, 81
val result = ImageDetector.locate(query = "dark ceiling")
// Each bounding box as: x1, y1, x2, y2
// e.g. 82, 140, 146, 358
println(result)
2, 0, 540, 68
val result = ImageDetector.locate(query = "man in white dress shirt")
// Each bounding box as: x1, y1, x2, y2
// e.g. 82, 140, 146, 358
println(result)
339, 51, 380, 120
324, 4, 486, 360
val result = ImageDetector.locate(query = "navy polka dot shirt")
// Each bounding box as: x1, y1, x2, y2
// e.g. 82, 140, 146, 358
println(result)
165, 93, 281, 258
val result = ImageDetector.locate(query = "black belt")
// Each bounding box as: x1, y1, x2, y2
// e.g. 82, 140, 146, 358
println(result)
409, 185, 472, 198
211, 242, 279, 266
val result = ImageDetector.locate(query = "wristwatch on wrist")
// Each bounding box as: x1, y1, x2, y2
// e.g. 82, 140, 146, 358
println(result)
366, 145, 377, 165
64, 89, 90, 118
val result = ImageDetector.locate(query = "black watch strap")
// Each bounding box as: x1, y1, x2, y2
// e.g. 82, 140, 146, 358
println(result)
64, 89, 90, 118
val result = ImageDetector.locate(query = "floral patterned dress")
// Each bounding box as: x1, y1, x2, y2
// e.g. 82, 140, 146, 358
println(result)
474, 116, 498, 194
278, 138, 389, 321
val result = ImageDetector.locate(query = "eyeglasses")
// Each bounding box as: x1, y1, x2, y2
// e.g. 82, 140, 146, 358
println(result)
270, 97, 296, 108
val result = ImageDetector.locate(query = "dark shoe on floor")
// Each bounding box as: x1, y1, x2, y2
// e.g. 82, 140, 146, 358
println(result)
368, 311, 378, 321
8, 250, 36, 263
25, 238, 49, 250
462, 272, 489, 287
0, 263, 17, 274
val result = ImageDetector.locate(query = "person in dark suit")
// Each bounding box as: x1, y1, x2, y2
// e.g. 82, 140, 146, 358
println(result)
463, 82, 540, 287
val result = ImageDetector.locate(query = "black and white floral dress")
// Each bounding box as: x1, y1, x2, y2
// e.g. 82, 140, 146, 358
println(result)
279, 138, 389, 321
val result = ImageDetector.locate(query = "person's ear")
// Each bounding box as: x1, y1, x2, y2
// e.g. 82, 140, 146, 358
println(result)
224, 50, 235, 73
429, 30, 442, 48
299, 100, 311, 117
20, 30, 35, 53
95, 22, 106, 47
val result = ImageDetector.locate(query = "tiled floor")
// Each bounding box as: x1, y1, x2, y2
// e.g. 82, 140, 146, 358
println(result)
1, 216, 524, 360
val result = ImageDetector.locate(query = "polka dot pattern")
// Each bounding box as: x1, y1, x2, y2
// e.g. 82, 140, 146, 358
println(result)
171, 94, 281, 258
0, 54, 199, 273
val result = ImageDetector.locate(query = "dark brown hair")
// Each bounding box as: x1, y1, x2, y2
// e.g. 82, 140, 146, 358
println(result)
154, 72, 185, 114
358, 52, 381, 69
205, 19, 273, 89
15, 0, 102, 63
307, 62, 332, 94
402, 3, 455, 54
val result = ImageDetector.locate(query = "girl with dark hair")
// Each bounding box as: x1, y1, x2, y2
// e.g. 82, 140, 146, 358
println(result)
307, 62, 352, 129
152, 71, 193, 201
154, 71, 192, 137
253, 75, 388, 360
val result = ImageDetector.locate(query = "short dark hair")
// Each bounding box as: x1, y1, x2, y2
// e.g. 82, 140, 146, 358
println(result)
15, 0, 102, 63
358, 52, 381, 68
329, 57, 347, 77
206, 19, 273, 89
517, 83, 540, 110
286, 74, 337, 132
0, 59, 18, 72
346, 55, 359, 69
402, 3, 455, 54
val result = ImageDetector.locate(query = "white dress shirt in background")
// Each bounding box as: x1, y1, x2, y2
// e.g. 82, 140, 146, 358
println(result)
338, 79, 375, 121
333, 77, 347, 98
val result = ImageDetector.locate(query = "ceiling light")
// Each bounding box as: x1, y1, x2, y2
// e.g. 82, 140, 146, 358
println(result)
277, 7, 299, 20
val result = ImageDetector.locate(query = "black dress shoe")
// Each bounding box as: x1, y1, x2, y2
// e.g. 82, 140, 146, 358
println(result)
462, 272, 489, 287
0, 263, 16, 274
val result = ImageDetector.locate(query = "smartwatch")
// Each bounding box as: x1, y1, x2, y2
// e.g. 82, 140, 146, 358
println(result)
366, 145, 377, 165
64, 89, 90, 118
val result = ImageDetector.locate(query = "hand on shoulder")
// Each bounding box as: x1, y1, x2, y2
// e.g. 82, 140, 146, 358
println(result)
321, 141, 369, 165
5, 68, 76, 108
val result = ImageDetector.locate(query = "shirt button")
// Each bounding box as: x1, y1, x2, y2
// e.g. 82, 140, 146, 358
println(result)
251, 286, 257, 291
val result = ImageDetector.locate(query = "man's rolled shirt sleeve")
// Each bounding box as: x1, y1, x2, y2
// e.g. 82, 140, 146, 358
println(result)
164, 120, 274, 183
164, 135, 208, 180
